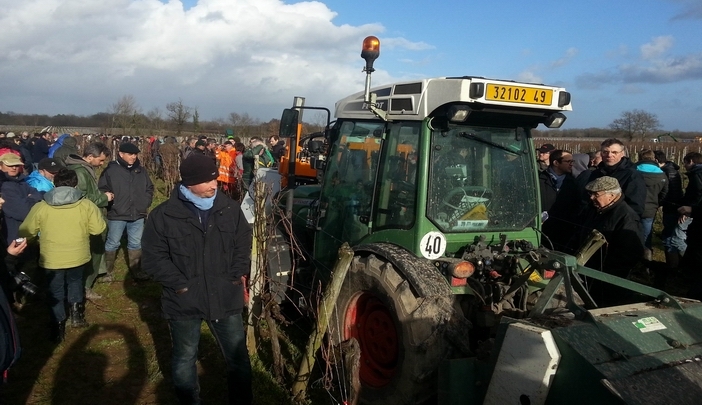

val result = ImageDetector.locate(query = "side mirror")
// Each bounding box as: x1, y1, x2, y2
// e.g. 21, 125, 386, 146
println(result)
279, 109, 299, 138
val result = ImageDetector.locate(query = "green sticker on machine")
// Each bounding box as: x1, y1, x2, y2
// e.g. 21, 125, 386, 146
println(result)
632, 317, 667, 333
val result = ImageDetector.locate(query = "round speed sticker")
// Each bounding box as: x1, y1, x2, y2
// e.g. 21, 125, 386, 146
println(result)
420, 231, 446, 260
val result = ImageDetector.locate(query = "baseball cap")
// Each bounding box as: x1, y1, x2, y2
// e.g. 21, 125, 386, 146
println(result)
38, 158, 65, 174
537, 143, 556, 153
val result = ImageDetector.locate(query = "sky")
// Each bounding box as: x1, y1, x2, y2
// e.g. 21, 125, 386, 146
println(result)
1, 0, 701, 131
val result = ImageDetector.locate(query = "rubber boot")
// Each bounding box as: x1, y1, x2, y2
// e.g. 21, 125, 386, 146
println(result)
128, 249, 151, 281
69, 302, 89, 328
50, 320, 66, 343
98, 250, 117, 283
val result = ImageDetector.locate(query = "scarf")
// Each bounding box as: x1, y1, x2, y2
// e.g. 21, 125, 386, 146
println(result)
179, 184, 216, 210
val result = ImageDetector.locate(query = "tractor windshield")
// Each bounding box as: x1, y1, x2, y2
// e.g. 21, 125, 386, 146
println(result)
428, 126, 538, 232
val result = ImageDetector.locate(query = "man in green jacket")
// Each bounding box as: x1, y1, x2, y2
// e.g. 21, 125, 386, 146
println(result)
65, 143, 114, 300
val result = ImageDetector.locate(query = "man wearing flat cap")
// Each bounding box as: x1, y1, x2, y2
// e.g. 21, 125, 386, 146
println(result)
577, 176, 644, 305
142, 153, 253, 404
98, 142, 154, 282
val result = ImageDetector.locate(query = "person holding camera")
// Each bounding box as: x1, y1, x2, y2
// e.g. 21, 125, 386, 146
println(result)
1, 196, 32, 387
19, 169, 106, 343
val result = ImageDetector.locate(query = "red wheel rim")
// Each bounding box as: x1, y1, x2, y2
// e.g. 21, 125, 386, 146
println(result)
344, 292, 398, 387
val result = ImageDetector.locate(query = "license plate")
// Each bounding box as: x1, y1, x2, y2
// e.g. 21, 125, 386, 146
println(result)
486, 84, 553, 106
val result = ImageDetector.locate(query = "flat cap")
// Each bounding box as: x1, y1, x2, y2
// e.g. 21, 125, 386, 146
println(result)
585, 176, 620, 193
119, 142, 140, 154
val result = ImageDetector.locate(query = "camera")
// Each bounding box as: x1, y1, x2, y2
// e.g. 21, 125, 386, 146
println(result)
8, 269, 38, 296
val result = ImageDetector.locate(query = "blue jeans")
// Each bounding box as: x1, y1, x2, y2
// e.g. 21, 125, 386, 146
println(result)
105, 219, 145, 251
661, 213, 690, 255
168, 314, 252, 405
641, 217, 654, 249
46, 264, 85, 322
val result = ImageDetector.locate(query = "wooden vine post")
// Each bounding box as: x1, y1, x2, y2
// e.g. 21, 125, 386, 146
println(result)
291, 243, 354, 402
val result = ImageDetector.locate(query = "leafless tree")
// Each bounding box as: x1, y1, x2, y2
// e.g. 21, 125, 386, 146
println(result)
146, 107, 165, 136
110, 95, 140, 136
609, 109, 660, 142
229, 112, 260, 138
166, 98, 192, 135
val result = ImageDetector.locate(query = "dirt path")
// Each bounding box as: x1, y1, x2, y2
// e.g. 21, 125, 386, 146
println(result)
2, 253, 293, 405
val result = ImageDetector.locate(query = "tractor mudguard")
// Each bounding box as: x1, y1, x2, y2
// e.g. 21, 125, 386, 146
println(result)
353, 242, 452, 298
353, 242, 473, 355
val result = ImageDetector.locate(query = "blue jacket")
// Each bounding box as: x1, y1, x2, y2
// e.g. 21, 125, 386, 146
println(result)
25, 171, 54, 193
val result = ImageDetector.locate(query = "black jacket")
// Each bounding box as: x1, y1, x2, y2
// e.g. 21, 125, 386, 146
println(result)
271, 141, 286, 163
538, 169, 573, 213
680, 164, 702, 207
31, 136, 50, 163
579, 197, 644, 278
98, 158, 154, 221
142, 187, 252, 320
660, 161, 684, 213
577, 157, 647, 218
635, 160, 668, 219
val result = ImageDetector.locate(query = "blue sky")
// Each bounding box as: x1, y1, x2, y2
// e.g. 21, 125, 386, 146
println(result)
2, 0, 701, 131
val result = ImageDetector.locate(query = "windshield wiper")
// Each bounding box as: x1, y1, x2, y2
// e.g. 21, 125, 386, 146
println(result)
457, 132, 524, 155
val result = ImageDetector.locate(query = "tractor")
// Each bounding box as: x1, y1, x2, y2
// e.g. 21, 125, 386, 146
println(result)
260, 37, 702, 405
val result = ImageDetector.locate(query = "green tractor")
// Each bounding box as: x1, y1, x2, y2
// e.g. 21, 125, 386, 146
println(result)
267, 37, 702, 404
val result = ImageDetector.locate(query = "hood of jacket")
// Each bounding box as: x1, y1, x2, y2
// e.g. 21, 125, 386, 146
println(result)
44, 186, 83, 207
636, 160, 664, 174
662, 161, 680, 172
62, 136, 78, 147
65, 154, 96, 176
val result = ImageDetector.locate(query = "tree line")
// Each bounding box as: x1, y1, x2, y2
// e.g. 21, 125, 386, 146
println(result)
1, 97, 698, 142
0, 94, 326, 139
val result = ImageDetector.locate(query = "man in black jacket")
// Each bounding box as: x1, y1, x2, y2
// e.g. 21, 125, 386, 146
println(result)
677, 152, 702, 287
576, 138, 646, 218
655, 150, 687, 274
538, 149, 574, 214
579, 176, 644, 306
98, 143, 154, 282
635, 149, 668, 260
142, 153, 252, 405
30, 132, 51, 170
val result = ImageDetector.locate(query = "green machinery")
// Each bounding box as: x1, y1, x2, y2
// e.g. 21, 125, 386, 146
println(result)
267, 37, 702, 404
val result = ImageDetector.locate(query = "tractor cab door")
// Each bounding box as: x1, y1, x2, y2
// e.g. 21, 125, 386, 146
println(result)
313, 119, 420, 267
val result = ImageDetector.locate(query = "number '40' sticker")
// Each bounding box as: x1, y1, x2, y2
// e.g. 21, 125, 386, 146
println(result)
420, 231, 446, 260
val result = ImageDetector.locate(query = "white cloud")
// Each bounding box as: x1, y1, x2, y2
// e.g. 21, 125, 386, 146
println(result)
0, 0, 427, 120
640, 35, 674, 60
550, 47, 578, 68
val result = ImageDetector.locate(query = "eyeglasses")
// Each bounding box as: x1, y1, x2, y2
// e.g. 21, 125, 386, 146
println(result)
588, 191, 607, 198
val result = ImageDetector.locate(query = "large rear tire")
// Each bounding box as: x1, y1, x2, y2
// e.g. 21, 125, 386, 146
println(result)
329, 253, 455, 405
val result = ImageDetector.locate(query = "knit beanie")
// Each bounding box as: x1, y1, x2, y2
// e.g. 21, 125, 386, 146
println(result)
180, 154, 218, 186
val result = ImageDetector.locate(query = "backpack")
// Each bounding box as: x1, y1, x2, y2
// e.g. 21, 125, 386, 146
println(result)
258, 147, 274, 168
0, 286, 20, 380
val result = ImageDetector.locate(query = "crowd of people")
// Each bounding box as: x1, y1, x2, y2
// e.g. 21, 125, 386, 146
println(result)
538, 139, 702, 303
0, 129, 288, 404
8, 128, 699, 402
